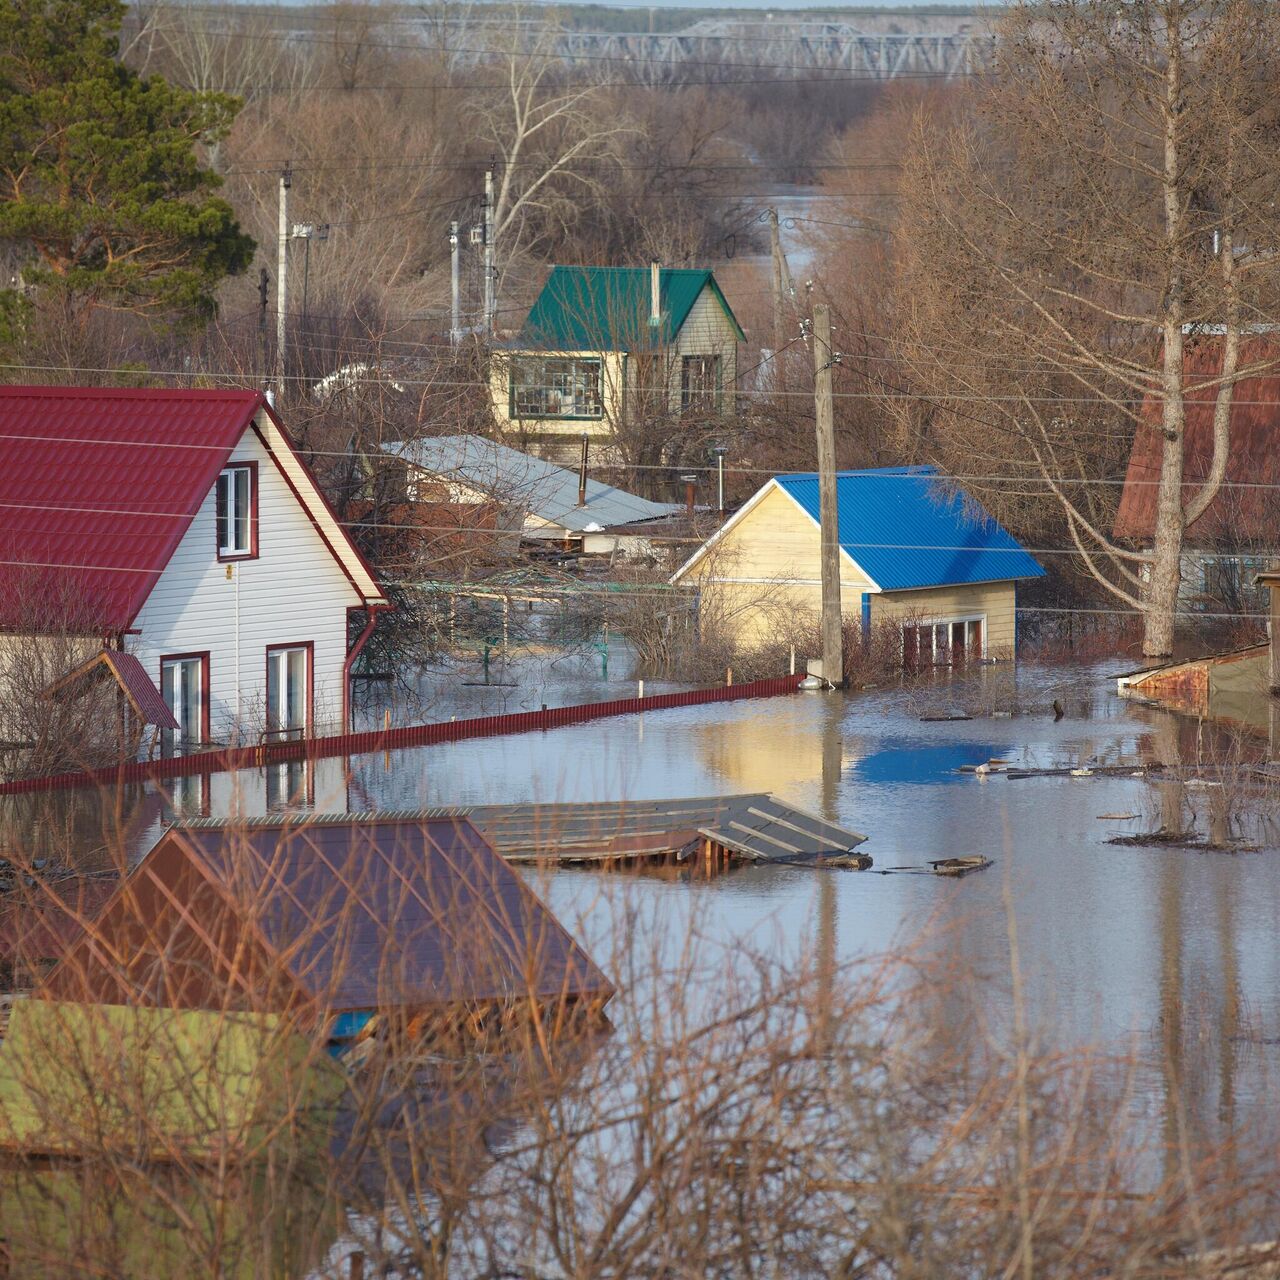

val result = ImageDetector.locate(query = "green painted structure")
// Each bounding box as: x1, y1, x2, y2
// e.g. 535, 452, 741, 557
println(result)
521, 265, 745, 350
0, 1001, 343, 1160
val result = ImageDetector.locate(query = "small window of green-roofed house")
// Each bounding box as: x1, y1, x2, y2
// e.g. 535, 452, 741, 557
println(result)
510, 357, 603, 419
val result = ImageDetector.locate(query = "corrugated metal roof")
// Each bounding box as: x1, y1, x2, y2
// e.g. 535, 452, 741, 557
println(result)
0, 386, 263, 631
455, 795, 867, 863
42, 817, 613, 1016
384, 434, 679, 533
519, 265, 745, 350
43, 650, 179, 729
776, 468, 1045, 590
180, 799, 868, 865
1114, 338, 1280, 543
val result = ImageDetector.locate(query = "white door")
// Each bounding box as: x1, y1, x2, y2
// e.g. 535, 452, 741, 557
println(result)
161, 656, 204, 752
267, 646, 310, 738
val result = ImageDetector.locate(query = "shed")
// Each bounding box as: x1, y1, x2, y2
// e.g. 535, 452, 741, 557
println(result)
0, 1000, 342, 1160
41, 650, 180, 751
383, 434, 679, 555
672, 467, 1044, 663
39, 816, 614, 1029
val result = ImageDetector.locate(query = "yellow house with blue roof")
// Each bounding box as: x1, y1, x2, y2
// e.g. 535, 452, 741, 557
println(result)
491, 264, 744, 461
672, 467, 1045, 663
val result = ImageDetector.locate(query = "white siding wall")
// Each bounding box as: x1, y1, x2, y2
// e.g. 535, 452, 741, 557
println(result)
131, 425, 362, 743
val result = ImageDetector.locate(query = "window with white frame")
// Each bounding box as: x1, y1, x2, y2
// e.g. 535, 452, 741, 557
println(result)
902, 617, 985, 671
510, 357, 603, 419
161, 655, 206, 752
266, 645, 311, 739
216, 464, 256, 558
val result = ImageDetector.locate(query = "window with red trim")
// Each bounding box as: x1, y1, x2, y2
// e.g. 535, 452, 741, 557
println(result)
216, 464, 257, 560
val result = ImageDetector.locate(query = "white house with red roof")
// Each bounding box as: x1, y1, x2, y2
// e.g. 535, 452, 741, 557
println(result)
0, 386, 390, 750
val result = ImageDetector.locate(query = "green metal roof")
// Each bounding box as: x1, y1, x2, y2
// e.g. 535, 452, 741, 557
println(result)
520, 265, 745, 350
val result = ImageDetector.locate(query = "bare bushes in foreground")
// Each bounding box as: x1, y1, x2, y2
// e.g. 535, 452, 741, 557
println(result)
0, 807, 1271, 1277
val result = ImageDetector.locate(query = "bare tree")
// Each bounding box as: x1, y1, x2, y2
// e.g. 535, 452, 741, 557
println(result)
895, 0, 1280, 657
474, 16, 634, 288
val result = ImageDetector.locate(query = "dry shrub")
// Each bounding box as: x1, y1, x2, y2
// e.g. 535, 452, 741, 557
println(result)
0, 810, 1272, 1277
0, 580, 146, 780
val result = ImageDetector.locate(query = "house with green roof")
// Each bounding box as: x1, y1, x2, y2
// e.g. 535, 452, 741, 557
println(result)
491, 264, 745, 460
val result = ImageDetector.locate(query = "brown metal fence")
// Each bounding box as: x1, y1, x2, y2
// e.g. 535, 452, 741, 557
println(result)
0, 674, 805, 796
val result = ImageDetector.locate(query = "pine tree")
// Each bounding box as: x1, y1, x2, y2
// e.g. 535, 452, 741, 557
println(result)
0, 0, 254, 328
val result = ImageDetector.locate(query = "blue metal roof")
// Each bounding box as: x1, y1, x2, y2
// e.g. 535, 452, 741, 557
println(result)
775, 467, 1045, 590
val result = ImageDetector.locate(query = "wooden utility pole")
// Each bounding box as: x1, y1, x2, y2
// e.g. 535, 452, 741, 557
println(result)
812, 303, 843, 688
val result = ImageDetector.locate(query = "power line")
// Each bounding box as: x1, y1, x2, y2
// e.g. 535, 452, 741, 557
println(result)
224, 157, 904, 177
6, 357, 1272, 407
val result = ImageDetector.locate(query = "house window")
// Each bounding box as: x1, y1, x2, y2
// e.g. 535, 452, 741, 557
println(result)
216, 463, 257, 559
1202, 556, 1268, 611
510, 358, 603, 419
266, 644, 312, 739
160, 654, 208, 753
902, 618, 984, 672
681, 355, 722, 412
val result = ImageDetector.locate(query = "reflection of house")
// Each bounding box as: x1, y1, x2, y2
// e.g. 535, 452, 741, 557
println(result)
0, 387, 389, 749
1115, 339, 1280, 614
383, 434, 681, 557
672, 467, 1044, 660
491, 265, 744, 461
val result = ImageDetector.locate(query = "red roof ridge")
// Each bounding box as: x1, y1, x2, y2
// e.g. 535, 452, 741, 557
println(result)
0, 385, 265, 403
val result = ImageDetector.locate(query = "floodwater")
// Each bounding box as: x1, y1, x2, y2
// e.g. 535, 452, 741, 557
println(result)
6, 657, 1280, 1166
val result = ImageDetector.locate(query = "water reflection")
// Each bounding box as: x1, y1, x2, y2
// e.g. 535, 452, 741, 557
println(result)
5, 662, 1280, 1170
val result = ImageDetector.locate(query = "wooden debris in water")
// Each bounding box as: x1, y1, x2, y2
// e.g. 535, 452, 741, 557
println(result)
928, 855, 993, 877
876, 856, 994, 877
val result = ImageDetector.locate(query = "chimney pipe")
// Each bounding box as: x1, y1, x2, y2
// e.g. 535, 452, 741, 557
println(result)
577, 431, 589, 507
650, 261, 661, 327
681, 472, 698, 518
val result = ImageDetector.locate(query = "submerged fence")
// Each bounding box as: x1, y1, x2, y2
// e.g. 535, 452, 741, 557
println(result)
0, 674, 805, 795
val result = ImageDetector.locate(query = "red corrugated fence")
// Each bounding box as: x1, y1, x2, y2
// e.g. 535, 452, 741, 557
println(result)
0, 674, 805, 795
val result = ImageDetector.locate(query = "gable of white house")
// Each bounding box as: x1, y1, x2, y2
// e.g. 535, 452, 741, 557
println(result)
130, 423, 369, 743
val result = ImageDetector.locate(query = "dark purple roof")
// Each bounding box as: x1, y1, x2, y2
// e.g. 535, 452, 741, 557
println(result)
46, 817, 613, 1015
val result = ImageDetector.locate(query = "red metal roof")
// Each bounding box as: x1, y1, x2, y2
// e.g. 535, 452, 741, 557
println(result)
0, 386, 265, 631
1114, 340, 1280, 544
43, 650, 180, 729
